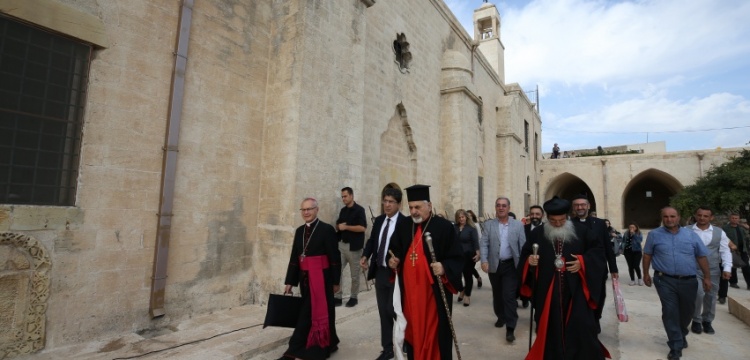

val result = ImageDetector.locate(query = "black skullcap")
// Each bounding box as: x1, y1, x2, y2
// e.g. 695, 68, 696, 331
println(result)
404, 184, 431, 202
572, 192, 589, 201
543, 196, 571, 216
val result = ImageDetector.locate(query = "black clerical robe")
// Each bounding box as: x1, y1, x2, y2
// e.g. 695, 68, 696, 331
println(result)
519, 223, 608, 360
282, 219, 341, 360
389, 215, 464, 360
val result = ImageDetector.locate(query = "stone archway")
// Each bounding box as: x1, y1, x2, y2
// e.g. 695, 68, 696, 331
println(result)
621, 169, 683, 229
379, 103, 417, 193
0, 232, 51, 358
544, 172, 598, 213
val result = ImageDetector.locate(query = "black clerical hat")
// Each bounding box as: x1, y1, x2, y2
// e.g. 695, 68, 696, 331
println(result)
405, 184, 431, 202
572, 192, 589, 201
543, 196, 570, 215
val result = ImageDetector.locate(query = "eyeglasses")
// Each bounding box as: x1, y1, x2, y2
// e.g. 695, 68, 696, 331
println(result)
300, 207, 317, 212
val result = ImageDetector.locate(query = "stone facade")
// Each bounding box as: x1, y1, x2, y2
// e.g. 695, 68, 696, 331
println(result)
539, 148, 744, 229
0, 0, 541, 353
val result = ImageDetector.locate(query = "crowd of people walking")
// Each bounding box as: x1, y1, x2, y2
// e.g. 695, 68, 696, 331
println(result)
274, 185, 749, 360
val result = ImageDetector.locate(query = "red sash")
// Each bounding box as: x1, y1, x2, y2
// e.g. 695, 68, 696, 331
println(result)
299, 255, 330, 348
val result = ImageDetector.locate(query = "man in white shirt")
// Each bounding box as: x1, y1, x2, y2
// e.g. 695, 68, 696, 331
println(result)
689, 206, 732, 335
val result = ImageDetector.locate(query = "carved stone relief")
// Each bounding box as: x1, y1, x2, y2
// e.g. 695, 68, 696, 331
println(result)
0, 233, 51, 358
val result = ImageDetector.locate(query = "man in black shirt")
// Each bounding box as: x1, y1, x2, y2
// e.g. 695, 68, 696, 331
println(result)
335, 187, 367, 307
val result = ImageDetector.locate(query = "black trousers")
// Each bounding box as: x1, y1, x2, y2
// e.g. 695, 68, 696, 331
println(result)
623, 249, 642, 281
729, 252, 750, 287
375, 266, 395, 351
461, 252, 476, 296
489, 260, 518, 329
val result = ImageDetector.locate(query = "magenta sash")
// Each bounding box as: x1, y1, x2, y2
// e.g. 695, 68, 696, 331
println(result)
299, 255, 330, 348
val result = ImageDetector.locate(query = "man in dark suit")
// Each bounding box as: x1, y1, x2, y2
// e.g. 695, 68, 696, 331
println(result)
570, 193, 618, 333
360, 188, 407, 360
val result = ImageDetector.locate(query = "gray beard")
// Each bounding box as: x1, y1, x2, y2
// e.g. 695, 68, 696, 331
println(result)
544, 221, 578, 244
412, 216, 423, 224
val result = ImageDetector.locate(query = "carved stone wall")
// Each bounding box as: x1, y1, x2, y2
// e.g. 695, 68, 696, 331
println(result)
0, 233, 51, 358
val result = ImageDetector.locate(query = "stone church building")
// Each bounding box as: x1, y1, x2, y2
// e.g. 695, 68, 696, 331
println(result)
0, 0, 545, 355
1, 0, 744, 356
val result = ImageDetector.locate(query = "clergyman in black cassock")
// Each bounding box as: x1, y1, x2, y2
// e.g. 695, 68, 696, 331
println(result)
519, 197, 609, 360
388, 184, 464, 360
279, 198, 341, 360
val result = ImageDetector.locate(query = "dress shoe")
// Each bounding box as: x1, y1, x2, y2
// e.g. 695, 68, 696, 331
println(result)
477, 278, 483, 288
376, 350, 394, 360
718, 297, 726, 304
494, 319, 505, 328
667, 350, 681, 360
457, 292, 464, 303
690, 321, 702, 334
730, 283, 740, 289
333, 298, 343, 307
702, 321, 715, 334
506, 328, 515, 342
463, 296, 471, 307
345, 298, 358, 307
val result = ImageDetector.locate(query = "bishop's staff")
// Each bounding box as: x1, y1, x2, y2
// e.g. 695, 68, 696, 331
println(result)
528, 243, 539, 350
425, 232, 462, 360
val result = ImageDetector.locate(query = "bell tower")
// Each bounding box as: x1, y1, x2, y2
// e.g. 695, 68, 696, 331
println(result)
474, 1, 505, 84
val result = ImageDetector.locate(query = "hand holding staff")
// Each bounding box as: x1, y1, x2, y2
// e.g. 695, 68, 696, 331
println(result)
425, 232, 462, 360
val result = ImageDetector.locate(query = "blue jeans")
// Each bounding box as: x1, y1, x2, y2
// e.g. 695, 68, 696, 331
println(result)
653, 273, 697, 352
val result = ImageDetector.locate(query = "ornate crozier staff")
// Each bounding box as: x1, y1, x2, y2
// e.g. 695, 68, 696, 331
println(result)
528, 243, 539, 350
424, 232, 462, 360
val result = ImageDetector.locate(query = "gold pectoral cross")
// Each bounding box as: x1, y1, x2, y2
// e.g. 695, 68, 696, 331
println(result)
410, 251, 418, 266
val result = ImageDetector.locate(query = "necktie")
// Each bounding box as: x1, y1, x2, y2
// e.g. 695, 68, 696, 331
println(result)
377, 218, 390, 267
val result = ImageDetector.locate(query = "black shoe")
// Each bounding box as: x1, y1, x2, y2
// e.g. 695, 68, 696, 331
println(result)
730, 283, 740, 289
691, 321, 702, 334
334, 298, 343, 307
345, 298, 358, 307
702, 321, 715, 334
522, 299, 529, 308
718, 297, 726, 304
682, 337, 688, 349
667, 350, 681, 360
276, 356, 291, 360
477, 278, 483, 288
376, 350, 394, 360
494, 319, 505, 328
506, 328, 515, 342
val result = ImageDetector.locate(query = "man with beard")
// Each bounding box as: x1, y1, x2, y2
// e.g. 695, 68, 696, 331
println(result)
519, 197, 608, 360
524, 205, 544, 239
570, 194, 618, 333
278, 197, 341, 360
388, 184, 464, 360
519, 205, 545, 309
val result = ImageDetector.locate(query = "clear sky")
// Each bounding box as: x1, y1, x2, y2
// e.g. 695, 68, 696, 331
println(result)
445, 0, 750, 153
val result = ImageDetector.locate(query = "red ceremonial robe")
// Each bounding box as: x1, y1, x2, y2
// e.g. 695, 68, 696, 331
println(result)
389, 215, 464, 360
519, 222, 610, 360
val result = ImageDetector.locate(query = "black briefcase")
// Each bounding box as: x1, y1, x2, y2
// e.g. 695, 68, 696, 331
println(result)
263, 294, 303, 328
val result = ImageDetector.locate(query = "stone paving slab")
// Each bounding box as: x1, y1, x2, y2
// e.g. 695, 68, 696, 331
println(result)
15, 256, 750, 360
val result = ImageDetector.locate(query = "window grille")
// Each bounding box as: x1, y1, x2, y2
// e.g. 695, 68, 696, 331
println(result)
0, 16, 91, 205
